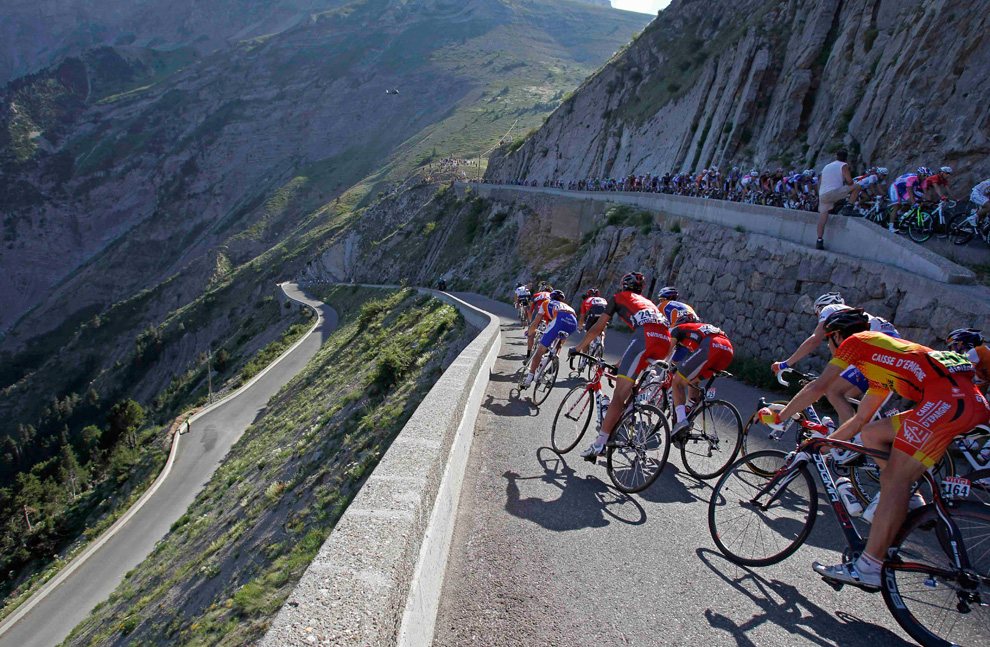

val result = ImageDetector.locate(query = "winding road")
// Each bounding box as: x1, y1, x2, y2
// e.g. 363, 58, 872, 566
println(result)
433, 294, 916, 647
0, 284, 337, 647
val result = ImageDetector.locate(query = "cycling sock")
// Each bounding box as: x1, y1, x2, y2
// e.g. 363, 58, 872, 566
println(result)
675, 405, 686, 423
855, 552, 882, 574
594, 431, 609, 446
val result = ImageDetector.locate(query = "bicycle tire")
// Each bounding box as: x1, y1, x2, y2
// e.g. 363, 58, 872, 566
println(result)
850, 454, 955, 506
551, 385, 594, 454
961, 468, 990, 505
740, 401, 790, 477
708, 449, 818, 566
532, 355, 559, 406
948, 214, 975, 245
881, 501, 990, 647
680, 399, 744, 480
605, 404, 670, 493
908, 211, 933, 243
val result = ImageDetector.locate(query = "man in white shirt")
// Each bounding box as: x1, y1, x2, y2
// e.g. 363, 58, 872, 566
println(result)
816, 149, 861, 250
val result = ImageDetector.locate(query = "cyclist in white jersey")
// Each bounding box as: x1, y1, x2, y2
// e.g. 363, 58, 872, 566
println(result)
772, 292, 900, 424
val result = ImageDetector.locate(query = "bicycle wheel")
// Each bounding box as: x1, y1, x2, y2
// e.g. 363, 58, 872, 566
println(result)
740, 402, 789, 477
606, 404, 670, 493
708, 449, 818, 566
962, 468, 990, 505
949, 214, 976, 245
532, 355, 559, 405
551, 385, 594, 454
881, 502, 990, 647
908, 211, 933, 243
851, 455, 955, 505
589, 339, 605, 380
680, 399, 744, 480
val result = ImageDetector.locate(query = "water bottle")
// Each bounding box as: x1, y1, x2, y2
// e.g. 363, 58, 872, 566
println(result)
835, 477, 863, 516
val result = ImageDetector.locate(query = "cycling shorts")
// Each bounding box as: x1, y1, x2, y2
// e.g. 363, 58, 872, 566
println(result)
889, 183, 911, 204
616, 324, 671, 381
585, 314, 600, 331
676, 335, 734, 381
840, 365, 869, 393
892, 380, 990, 467
539, 313, 577, 349
972, 188, 989, 207
517, 296, 530, 307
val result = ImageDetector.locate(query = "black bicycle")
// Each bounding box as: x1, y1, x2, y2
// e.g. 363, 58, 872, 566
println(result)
709, 438, 990, 647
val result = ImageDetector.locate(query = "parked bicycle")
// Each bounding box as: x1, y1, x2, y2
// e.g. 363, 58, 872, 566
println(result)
708, 439, 990, 647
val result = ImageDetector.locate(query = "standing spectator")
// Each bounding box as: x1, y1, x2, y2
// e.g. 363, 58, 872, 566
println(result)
817, 149, 861, 250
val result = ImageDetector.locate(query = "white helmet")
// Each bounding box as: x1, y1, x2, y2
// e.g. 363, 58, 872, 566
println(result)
814, 291, 844, 314
876, 167, 888, 176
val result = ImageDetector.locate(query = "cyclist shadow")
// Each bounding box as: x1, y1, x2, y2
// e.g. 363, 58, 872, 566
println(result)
503, 449, 646, 530
482, 393, 538, 417
635, 463, 710, 505
695, 548, 913, 647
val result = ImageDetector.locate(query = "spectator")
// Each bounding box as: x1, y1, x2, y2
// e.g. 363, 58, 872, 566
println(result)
816, 149, 861, 250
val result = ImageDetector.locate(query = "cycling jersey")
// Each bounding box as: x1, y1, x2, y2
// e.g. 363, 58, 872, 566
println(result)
890, 173, 920, 203
971, 179, 990, 206
580, 296, 607, 318
671, 323, 734, 381
921, 174, 949, 190
536, 300, 577, 348
605, 291, 667, 330
818, 304, 900, 338
854, 174, 880, 188
515, 286, 531, 298
660, 300, 697, 327
529, 291, 550, 318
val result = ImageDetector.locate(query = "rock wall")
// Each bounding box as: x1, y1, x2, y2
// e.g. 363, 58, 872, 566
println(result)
487, 0, 990, 190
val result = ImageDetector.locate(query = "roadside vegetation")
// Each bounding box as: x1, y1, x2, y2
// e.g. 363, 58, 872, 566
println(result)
62, 287, 468, 647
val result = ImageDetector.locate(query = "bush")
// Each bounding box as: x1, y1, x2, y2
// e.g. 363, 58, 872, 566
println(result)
373, 344, 413, 392
669, 221, 681, 233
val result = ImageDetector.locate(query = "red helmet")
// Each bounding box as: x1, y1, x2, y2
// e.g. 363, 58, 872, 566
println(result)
586, 288, 600, 298
620, 272, 645, 294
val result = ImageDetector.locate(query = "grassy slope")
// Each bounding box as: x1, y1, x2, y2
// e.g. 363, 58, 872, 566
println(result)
62, 287, 469, 647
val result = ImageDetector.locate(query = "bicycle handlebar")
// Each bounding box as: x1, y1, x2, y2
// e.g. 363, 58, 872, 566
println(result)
570, 351, 618, 375
778, 368, 816, 387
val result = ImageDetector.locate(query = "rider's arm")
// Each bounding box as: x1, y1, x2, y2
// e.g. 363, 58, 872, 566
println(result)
777, 363, 843, 422
526, 307, 543, 338
830, 388, 888, 441
784, 320, 827, 366
573, 314, 610, 353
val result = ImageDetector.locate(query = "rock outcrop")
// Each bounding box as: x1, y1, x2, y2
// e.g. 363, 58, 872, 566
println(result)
486, 0, 990, 189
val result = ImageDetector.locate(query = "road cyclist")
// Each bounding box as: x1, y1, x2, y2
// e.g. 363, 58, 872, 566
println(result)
514, 282, 531, 324
520, 289, 578, 397
572, 288, 607, 376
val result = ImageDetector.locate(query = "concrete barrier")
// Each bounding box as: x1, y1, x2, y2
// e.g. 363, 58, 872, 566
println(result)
261, 287, 500, 647
460, 183, 975, 285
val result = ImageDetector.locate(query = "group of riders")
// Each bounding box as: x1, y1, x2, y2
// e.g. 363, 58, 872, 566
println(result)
491, 165, 990, 225
511, 275, 990, 591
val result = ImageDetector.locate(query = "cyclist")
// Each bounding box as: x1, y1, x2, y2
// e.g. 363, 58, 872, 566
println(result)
772, 292, 900, 426
569, 272, 671, 460
888, 167, 929, 233
760, 308, 989, 589
969, 176, 990, 225
668, 314, 735, 446
529, 282, 552, 321
514, 282, 531, 318
853, 167, 887, 202
921, 166, 953, 202
948, 328, 990, 391
578, 288, 607, 332
656, 286, 697, 328
520, 289, 577, 389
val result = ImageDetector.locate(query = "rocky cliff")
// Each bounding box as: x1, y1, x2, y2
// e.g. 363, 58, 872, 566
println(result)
486, 0, 990, 189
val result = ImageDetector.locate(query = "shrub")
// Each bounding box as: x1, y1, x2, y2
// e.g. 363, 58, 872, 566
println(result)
669, 221, 682, 233
373, 344, 413, 392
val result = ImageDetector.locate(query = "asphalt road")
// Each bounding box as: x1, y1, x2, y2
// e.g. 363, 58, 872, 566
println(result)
0, 284, 337, 647
434, 294, 915, 647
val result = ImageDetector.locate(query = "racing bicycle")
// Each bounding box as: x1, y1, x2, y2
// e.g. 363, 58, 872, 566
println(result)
528, 330, 566, 406
568, 329, 604, 380
708, 439, 990, 647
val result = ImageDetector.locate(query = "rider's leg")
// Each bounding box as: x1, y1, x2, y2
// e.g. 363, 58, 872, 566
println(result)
527, 344, 548, 376
671, 373, 689, 422
859, 416, 896, 469
598, 377, 634, 441
862, 447, 928, 563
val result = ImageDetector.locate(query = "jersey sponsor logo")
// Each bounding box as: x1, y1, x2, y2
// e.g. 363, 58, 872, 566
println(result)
712, 342, 733, 351
901, 420, 933, 448
645, 331, 670, 341
870, 353, 927, 382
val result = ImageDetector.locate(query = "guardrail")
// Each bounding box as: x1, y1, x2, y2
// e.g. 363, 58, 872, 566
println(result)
459, 183, 975, 284
261, 286, 500, 647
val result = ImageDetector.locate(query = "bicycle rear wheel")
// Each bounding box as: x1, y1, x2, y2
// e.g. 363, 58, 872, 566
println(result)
962, 468, 990, 505
908, 211, 934, 242
532, 355, 559, 405
551, 385, 594, 454
949, 214, 976, 245
680, 399, 744, 480
606, 404, 670, 493
708, 449, 818, 566
881, 502, 990, 647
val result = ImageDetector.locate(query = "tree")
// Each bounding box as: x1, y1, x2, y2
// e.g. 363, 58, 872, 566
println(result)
106, 399, 146, 450
57, 444, 87, 498
215, 348, 230, 372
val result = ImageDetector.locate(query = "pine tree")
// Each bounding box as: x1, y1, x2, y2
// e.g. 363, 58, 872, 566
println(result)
57, 443, 86, 499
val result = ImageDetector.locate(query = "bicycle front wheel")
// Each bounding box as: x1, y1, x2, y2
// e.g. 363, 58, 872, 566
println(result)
882, 502, 990, 647
740, 401, 789, 477
908, 211, 934, 243
532, 355, 559, 406
708, 449, 818, 566
551, 385, 594, 454
680, 399, 744, 480
606, 404, 670, 493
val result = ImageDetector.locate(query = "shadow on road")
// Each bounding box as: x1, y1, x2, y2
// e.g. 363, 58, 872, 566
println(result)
695, 548, 913, 647
482, 393, 539, 417
635, 463, 710, 505
502, 448, 646, 530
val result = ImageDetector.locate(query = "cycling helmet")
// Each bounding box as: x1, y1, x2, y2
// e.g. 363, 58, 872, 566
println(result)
732, 167, 739, 173
585, 288, 600, 298
749, 168, 758, 175
823, 308, 871, 338
549, 289, 565, 301
802, 169, 814, 177
876, 167, 889, 176
917, 166, 932, 177
813, 291, 844, 314
947, 328, 982, 352
516, 282, 523, 288
677, 311, 699, 324
657, 286, 679, 300
537, 281, 552, 293
940, 166, 953, 174
620, 272, 645, 294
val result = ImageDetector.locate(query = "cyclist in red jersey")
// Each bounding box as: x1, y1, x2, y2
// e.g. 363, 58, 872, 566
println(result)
921, 166, 953, 201
761, 309, 989, 589
578, 288, 607, 331
668, 317, 734, 445
570, 272, 671, 460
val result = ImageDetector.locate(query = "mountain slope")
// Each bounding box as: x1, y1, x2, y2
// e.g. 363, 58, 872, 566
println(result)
485, 0, 990, 187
